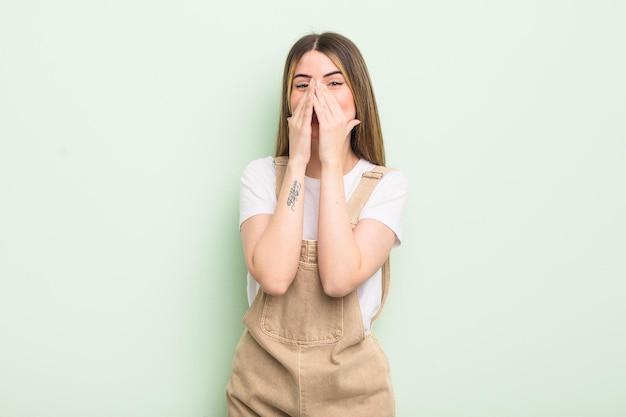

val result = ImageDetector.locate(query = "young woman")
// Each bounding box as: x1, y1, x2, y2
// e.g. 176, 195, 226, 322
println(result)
226, 32, 408, 416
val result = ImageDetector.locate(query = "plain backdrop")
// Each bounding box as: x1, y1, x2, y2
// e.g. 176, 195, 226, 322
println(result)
1, 0, 624, 416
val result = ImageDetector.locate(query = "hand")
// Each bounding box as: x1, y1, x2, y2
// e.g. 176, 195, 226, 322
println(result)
287, 82, 314, 164
312, 79, 360, 165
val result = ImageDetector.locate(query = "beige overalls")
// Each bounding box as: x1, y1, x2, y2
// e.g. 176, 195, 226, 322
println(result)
226, 157, 395, 417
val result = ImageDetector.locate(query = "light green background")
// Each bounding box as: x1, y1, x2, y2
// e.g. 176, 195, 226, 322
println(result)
1, 1, 624, 416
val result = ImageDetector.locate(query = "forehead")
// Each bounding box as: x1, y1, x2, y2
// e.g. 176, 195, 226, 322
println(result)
293, 50, 341, 76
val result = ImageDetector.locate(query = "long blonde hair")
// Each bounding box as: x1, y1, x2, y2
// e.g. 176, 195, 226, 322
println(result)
275, 32, 386, 166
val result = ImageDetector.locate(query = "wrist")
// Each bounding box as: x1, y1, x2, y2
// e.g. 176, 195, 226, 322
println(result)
320, 159, 344, 177
287, 157, 308, 171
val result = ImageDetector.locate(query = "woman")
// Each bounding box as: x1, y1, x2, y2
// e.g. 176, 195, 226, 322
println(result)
226, 32, 408, 416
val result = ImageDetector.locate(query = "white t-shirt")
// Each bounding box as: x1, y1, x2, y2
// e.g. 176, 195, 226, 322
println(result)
239, 156, 408, 334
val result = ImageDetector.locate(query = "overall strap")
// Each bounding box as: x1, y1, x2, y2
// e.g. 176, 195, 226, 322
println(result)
346, 165, 394, 228
346, 165, 394, 323
274, 156, 289, 199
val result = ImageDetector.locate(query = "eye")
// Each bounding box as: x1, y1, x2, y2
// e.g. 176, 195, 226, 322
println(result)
295, 82, 309, 89
328, 81, 345, 87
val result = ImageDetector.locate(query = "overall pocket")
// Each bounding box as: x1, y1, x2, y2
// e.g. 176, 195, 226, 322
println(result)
260, 262, 343, 344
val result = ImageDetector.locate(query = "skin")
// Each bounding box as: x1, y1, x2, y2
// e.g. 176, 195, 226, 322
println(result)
241, 50, 396, 297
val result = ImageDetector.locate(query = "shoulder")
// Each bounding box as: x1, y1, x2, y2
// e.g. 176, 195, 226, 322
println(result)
241, 156, 276, 183
242, 156, 275, 175
356, 160, 409, 197
356, 162, 409, 245
371, 168, 409, 208
379, 167, 409, 194
239, 156, 278, 227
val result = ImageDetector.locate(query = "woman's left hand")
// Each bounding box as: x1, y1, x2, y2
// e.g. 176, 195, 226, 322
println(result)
313, 79, 360, 165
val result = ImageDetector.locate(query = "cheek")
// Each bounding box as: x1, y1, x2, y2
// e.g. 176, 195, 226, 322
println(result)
340, 93, 357, 117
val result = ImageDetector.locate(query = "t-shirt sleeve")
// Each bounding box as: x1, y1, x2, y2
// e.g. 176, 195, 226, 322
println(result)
239, 156, 277, 228
359, 169, 409, 246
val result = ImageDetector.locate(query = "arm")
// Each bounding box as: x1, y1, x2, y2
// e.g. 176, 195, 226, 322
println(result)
313, 79, 397, 297
240, 83, 315, 296
241, 160, 307, 296
317, 164, 396, 297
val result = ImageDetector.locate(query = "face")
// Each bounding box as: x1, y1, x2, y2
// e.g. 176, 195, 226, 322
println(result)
290, 50, 356, 139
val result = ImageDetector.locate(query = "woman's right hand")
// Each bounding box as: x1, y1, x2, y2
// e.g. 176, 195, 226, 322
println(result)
287, 82, 314, 164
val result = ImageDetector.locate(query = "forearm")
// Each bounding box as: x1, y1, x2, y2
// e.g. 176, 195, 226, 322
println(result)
317, 162, 362, 297
246, 159, 307, 295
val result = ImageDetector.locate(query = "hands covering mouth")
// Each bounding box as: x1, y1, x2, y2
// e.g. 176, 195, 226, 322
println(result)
288, 78, 359, 164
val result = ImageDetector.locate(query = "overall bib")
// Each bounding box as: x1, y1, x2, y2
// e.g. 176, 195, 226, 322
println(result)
226, 157, 395, 417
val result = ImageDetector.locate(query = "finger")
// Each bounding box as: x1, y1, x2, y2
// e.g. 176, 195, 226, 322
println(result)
346, 119, 361, 134
302, 85, 314, 122
291, 88, 309, 119
312, 81, 331, 123
325, 86, 345, 119
300, 84, 317, 121
315, 81, 343, 121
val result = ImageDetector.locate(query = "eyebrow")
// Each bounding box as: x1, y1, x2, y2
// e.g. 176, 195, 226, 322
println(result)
293, 70, 343, 80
